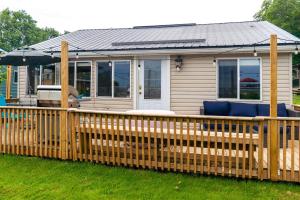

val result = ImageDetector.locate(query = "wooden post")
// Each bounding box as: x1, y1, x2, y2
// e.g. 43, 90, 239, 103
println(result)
5, 65, 11, 100
60, 41, 69, 160
270, 34, 278, 181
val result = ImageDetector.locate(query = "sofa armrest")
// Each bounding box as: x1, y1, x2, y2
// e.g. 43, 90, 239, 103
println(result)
287, 108, 300, 117
200, 106, 205, 115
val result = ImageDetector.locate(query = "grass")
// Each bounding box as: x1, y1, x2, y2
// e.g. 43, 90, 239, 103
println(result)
293, 94, 300, 105
0, 155, 300, 200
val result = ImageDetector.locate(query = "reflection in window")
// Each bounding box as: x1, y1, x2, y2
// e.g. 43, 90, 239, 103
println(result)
240, 59, 260, 100
76, 62, 91, 97
69, 62, 75, 86
41, 64, 55, 85
97, 62, 112, 96
114, 61, 130, 97
27, 65, 40, 95
144, 60, 161, 99
218, 60, 237, 98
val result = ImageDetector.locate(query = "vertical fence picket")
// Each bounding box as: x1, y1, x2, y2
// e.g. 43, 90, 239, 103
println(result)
173, 118, 177, 172
88, 114, 92, 161
193, 119, 197, 174
122, 115, 127, 166
214, 119, 218, 175
221, 120, 225, 176
291, 120, 295, 181
228, 120, 232, 176
3, 109, 7, 153
187, 118, 190, 173
207, 120, 211, 175
7, 109, 11, 153
200, 119, 204, 174
242, 121, 246, 178
129, 116, 133, 167
147, 117, 151, 169
167, 118, 171, 171
12, 109, 15, 154
99, 114, 104, 164
141, 116, 145, 169
283, 120, 287, 180
111, 115, 115, 165
154, 117, 157, 170
94, 113, 99, 163
116, 115, 120, 166
249, 121, 253, 178
235, 121, 240, 178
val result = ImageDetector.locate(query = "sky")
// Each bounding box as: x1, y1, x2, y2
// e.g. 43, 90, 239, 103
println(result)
0, 0, 263, 33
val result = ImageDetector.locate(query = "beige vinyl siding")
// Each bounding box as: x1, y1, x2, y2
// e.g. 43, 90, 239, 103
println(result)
170, 53, 292, 115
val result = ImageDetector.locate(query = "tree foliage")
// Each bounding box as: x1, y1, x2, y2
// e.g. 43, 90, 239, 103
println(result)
0, 8, 60, 52
254, 0, 300, 65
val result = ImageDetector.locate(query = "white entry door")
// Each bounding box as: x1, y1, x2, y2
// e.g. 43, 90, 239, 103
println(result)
137, 59, 170, 110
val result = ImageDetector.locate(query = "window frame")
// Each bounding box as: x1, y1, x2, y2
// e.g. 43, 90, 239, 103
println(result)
96, 60, 131, 99
70, 60, 92, 98
216, 57, 262, 101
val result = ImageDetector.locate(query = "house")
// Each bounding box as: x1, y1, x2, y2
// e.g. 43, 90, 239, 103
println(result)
16, 21, 300, 115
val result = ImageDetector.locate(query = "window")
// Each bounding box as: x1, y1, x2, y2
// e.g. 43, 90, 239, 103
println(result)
114, 61, 130, 97
41, 64, 56, 85
67, 61, 91, 97
27, 65, 40, 95
239, 59, 260, 100
217, 58, 261, 100
97, 62, 112, 96
97, 60, 130, 98
13, 70, 18, 84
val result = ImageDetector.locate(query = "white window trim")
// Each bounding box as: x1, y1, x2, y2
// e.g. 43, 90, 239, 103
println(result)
216, 57, 262, 102
72, 61, 92, 98
95, 60, 132, 99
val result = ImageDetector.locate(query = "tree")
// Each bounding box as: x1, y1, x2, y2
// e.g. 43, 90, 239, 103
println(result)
254, 0, 300, 66
0, 8, 60, 52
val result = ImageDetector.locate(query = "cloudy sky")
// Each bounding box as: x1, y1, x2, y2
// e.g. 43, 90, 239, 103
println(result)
0, 0, 263, 33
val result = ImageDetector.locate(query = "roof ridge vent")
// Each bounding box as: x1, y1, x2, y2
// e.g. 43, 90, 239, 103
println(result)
133, 23, 197, 29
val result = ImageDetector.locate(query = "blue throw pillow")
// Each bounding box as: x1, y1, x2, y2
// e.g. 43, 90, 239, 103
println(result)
257, 103, 287, 117
229, 102, 257, 117
203, 101, 229, 116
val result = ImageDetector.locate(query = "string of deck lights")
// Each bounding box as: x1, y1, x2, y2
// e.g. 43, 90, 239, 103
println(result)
36, 36, 299, 70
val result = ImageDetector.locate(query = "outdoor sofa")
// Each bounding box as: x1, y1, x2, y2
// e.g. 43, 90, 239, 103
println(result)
200, 101, 300, 147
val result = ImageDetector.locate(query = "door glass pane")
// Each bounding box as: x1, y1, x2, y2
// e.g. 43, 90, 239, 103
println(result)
240, 59, 260, 100
218, 60, 237, 98
114, 61, 130, 97
41, 64, 55, 85
76, 62, 91, 97
144, 60, 161, 99
97, 62, 112, 96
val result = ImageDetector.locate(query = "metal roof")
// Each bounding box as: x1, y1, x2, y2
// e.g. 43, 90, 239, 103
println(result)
31, 21, 300, 53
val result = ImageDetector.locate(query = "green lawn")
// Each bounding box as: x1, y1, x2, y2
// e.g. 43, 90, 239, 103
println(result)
0, 155, 300, 200
293, 94, 300, 105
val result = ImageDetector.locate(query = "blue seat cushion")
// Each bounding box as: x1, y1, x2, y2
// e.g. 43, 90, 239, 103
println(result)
0, 96, 7, 106
203, 101, 230, 116
257, 103, 288, 117
229, 102, 257, 117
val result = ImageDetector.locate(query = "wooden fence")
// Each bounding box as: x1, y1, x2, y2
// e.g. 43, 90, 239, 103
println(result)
1, 106, 300, 182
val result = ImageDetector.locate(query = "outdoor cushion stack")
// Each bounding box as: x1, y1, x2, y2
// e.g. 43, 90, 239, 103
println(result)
202, 101, 291, 147
202, 101, 288, 117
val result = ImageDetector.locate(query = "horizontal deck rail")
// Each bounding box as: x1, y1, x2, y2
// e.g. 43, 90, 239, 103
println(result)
0, 107, 299, 182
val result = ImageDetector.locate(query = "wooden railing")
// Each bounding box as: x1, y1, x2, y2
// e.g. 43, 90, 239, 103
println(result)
1, 106, 300, 182
69, 110, 265, 179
